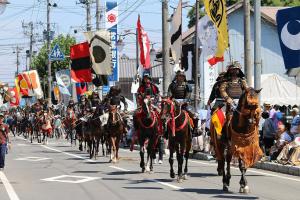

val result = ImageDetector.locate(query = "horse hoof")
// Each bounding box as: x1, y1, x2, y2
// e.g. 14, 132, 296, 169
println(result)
145, 166, 150, 172
149, 170, 154, 174
142, 168, 145, 173
177, 176, 183, 183
183, 174, 188, 180
170, 172, 175, 179
243, 186, 250, 194
223, 185, 229, 192
239, 186, 247, 193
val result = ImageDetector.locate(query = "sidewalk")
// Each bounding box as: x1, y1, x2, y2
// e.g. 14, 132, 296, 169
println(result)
190, 151, 300, 176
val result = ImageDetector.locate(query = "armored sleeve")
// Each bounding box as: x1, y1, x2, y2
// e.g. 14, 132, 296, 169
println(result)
241, 78, 248, 90
219, 81, 229, 99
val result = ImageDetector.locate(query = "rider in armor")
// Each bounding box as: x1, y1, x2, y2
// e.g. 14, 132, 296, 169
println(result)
78, 94, 92, 117
168, 69, 191, 100
90, 91, 101, 108
219, 61, 248, 138
137, 72, 160, 106
102, 86, 128, 112
207, 72, 227, 113
167, 69, 196, 132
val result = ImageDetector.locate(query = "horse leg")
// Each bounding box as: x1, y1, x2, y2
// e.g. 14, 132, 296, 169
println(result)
239, 159, 249, 193
223, 151, 232, 192
140, 143, 146, 173
176, 144, 184, 183
183, 150, 189, 180
169, 141, 175, 178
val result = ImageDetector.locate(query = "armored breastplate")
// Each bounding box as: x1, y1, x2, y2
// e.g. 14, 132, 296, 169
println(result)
226, 80, 243, 99
173, 84, 187, 99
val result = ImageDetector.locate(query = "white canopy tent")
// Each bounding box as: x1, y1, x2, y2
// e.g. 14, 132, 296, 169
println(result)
258, 73, 300, 106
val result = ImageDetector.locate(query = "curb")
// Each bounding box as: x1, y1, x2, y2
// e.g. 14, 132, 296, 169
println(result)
191, 152, 300, 177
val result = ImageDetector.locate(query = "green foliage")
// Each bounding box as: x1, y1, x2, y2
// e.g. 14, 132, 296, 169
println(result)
187, 0, 300, 28
31, 34, 76, 82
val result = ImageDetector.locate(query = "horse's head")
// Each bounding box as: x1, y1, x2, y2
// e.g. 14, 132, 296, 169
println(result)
239, 87, 262, 125
160, 98, 175, 122
141, 96, 152, 118
243, 88, 262, 110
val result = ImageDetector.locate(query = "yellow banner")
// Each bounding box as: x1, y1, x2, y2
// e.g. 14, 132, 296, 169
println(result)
204, 0, 229, 57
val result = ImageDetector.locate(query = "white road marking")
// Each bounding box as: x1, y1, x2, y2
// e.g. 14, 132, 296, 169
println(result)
109, 166, 131, 172
151, 179, 183, 190
0, 171, 20, 200
109, 165, 183, 190
190, 160, 300, 183
15, 156, 52, 162
41, 175, 101, 184
42, 145, 96, 163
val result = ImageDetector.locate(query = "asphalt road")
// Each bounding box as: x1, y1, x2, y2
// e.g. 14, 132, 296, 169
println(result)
1, 136, 300, 200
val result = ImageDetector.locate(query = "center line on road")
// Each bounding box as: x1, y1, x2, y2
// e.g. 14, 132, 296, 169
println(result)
0, 171, 20, 200
42, 145, 96, 163
190, 160, 300, 183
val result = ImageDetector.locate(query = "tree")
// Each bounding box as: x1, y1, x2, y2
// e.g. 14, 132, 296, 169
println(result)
187, 0, 300, 28
31, 34, 76, 88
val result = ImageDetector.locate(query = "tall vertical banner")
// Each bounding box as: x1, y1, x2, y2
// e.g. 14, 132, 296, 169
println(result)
204, 0, 228, 65
106, 1, 118, 82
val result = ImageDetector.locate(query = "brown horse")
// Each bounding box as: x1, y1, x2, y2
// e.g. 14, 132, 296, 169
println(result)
106, 105, 124, 163
64, 108, 77, 146
160, 99, 192, 182
211, 88, 263, 193
133, 97, 160, 173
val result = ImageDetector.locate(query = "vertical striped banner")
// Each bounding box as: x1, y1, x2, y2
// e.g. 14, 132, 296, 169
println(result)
106, 1, 118, 82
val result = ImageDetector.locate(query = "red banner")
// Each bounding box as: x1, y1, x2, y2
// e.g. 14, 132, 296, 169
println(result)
137, 15, 151, 69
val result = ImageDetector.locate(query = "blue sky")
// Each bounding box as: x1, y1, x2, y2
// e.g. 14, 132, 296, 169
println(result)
0, 0, 193, 86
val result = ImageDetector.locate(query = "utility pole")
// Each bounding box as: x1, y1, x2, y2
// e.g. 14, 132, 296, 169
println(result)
86, 0, 92, 31
14, 46, 21, 75
244, 0, 252, 86
254, 0, 262, 102
194, 0, 200, 109
96, 0, 100, 30
47, 0, 52, 105
162, 0, 171, 96
29, 22, 34, 69
22, 21, 35, 70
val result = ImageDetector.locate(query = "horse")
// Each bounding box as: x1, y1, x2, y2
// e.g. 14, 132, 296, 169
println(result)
211, 88, 263, 193
133, 97, 160, 173
106, 105, 124, 163
64, 108, 77, 146
160, 99, 192, 182
85, 105, 106, 159
41, 112, 53, 145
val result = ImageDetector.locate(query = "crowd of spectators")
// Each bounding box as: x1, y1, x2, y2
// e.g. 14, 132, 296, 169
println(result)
260, 103, 300, 164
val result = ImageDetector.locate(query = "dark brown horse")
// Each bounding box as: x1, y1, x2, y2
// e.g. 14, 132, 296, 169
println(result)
211, 88, 263, 193
85, 106, 105, 159
133, 97, 160, 173
106, 105, 124, 163
160, 99, 192, 182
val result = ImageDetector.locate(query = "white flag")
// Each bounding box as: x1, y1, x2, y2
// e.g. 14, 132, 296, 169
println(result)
84, 30, 112, 75
197, 15, 218, 60
170, 0, 182, 64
